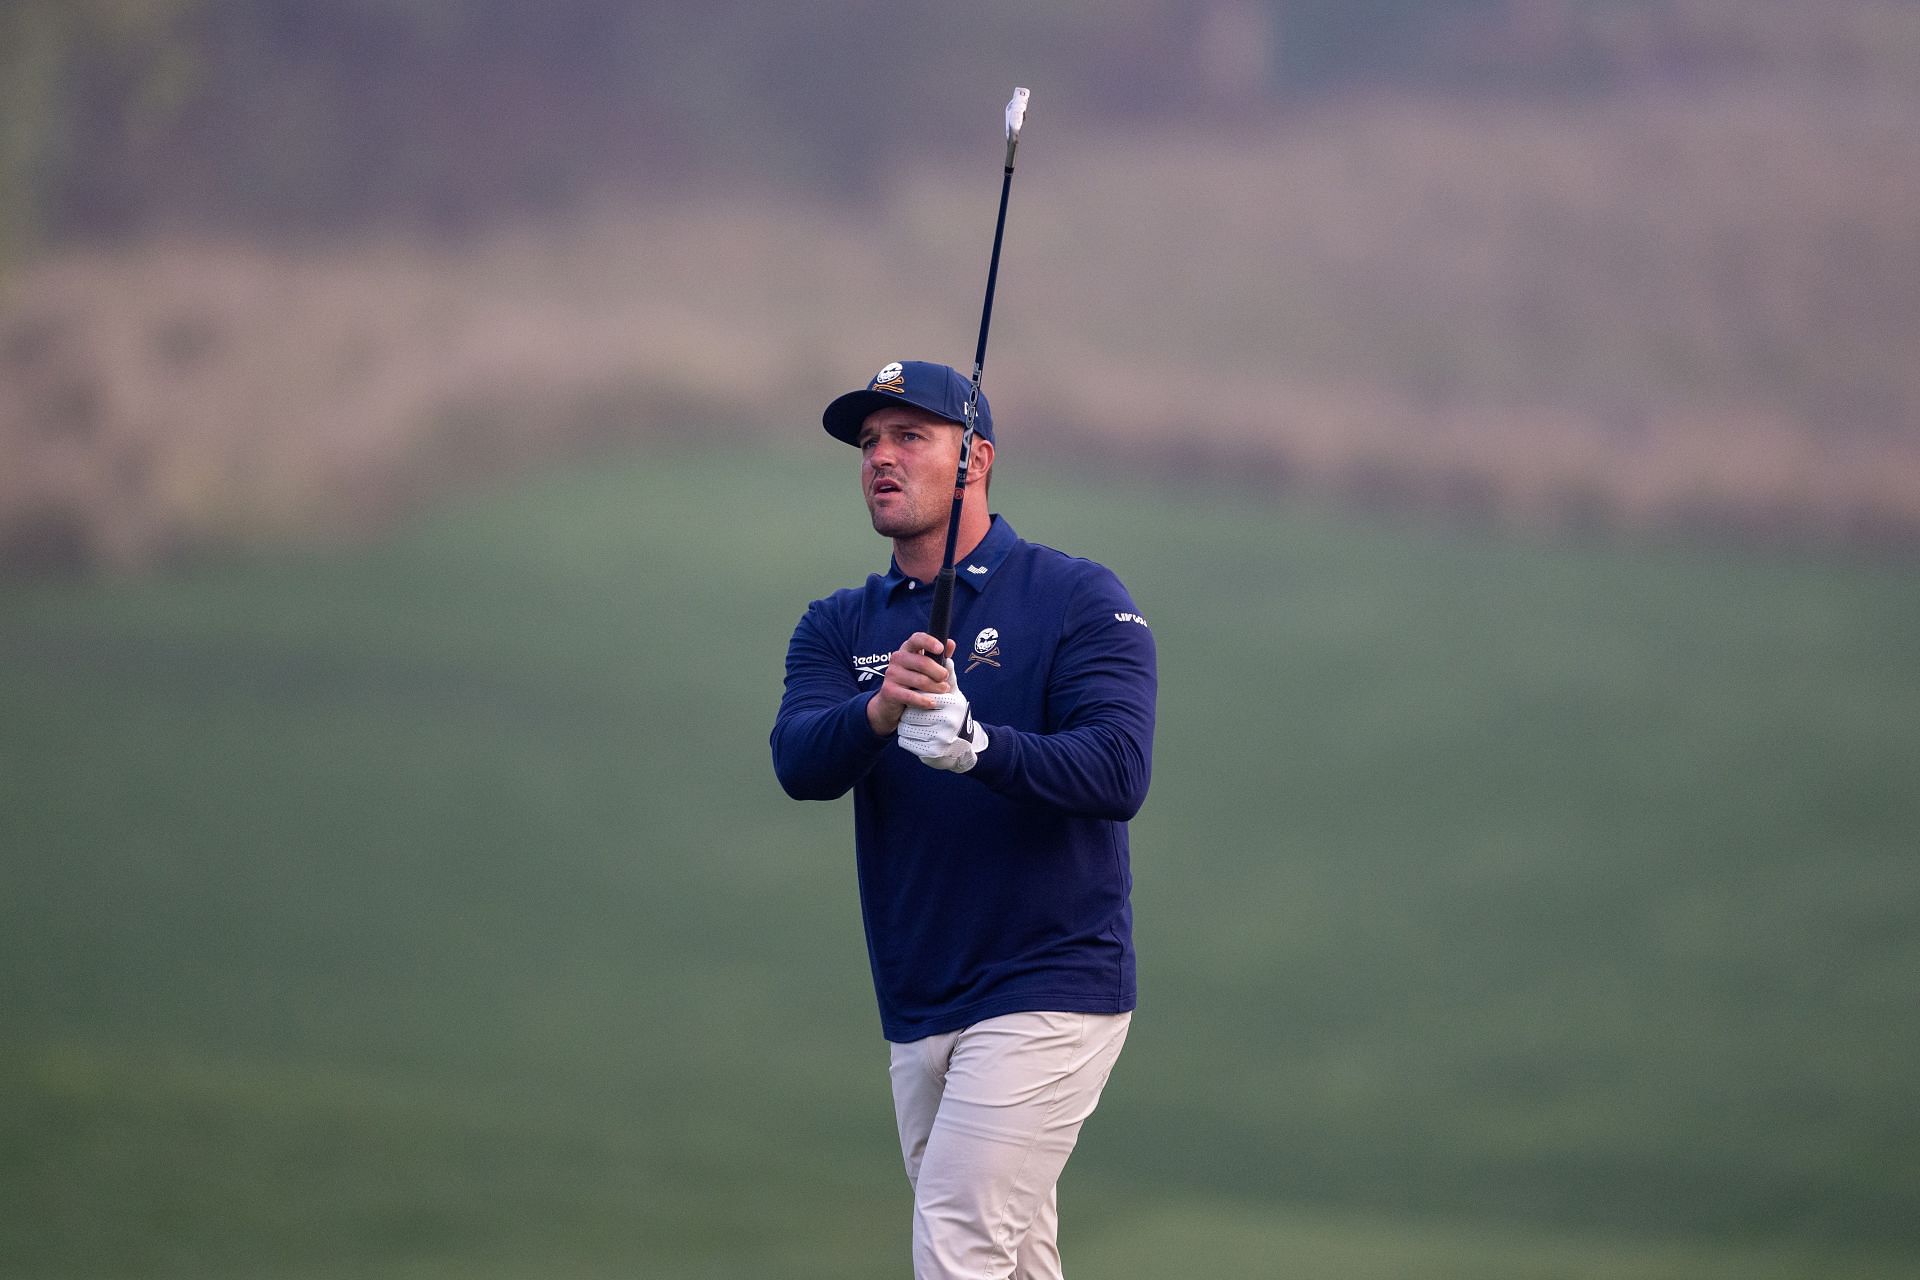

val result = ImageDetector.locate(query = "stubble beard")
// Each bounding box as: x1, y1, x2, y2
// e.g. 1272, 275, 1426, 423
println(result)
867, 478, 948, 542
869, 494, 943, 541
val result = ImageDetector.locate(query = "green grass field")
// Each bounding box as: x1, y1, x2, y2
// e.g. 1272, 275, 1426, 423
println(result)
3, 444, 1917, 1278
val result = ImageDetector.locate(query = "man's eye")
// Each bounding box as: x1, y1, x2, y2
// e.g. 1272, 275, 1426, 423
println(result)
902, 431, 922, 442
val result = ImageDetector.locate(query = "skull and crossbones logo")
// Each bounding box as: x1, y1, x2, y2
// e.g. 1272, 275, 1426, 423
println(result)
966, 627, 1002, 673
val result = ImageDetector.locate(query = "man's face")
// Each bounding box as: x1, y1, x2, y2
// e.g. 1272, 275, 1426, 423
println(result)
858, 406, 963, 539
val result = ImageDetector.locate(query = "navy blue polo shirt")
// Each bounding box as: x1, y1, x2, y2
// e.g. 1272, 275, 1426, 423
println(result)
771, 515, 1157, 1042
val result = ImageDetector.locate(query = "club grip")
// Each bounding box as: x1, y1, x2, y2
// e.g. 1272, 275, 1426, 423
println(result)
926, 565, 957, 660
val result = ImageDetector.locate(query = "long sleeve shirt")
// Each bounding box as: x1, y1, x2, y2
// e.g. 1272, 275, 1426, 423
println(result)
771, 515, 1157, 1041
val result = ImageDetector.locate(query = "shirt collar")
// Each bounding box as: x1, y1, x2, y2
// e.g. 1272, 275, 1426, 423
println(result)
883, 514, 1018, 597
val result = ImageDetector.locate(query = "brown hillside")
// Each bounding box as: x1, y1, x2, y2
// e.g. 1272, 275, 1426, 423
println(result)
4, 86, 1919, 570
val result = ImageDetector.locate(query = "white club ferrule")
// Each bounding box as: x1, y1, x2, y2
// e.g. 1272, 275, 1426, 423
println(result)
1003, 87, 1030, 167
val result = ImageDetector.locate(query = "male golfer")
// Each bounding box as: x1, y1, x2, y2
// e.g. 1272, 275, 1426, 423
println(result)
771, 360, 1156, 1279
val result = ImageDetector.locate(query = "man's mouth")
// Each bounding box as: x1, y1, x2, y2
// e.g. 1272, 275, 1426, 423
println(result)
871, 478, 902, 497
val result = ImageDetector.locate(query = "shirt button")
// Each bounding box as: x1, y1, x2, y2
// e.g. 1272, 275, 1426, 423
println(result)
908, 581, 917, 589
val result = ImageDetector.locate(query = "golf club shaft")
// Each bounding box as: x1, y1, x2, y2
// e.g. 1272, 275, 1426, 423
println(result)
927, 91, 1027, 660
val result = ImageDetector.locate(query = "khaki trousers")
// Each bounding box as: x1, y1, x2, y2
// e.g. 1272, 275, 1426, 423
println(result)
888, 1010, 1132, 1280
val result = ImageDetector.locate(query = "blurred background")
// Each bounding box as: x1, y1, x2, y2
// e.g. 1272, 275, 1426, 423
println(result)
2, 2, 1917, 1277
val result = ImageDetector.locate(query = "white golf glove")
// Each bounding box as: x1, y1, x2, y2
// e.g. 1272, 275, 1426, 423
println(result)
896, 661, 989, 773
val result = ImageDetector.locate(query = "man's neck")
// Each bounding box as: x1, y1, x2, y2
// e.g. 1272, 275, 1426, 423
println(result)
894, 507, 991, 583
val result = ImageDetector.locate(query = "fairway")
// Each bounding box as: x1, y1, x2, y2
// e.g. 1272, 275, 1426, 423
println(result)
3, 443, 1916, 1279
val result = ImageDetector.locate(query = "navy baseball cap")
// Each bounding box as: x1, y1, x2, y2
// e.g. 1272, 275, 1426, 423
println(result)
822, 360, 994, 446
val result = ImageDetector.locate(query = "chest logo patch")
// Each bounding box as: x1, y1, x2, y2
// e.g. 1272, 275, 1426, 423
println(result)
852, 652, 890, 682
966, 627, 1002, 674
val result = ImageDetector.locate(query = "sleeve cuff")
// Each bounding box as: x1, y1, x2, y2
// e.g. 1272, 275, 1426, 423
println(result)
847, 689, 893, 746
965, 721, 1015, 786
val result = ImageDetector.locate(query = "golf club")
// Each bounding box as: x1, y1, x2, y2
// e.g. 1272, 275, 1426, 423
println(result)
925, 86, 1030, 663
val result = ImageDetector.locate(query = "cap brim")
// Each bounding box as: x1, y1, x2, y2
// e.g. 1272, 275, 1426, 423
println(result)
823, 390, 969, 445
821, 389, 902, 445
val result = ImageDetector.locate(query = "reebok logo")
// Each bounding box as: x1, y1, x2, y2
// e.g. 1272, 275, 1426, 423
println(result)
852, 652, 890, 682
1114, 612, 1149, 628
966, 565, 988, 575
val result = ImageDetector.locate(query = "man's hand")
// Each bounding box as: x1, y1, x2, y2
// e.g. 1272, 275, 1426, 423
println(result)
866, 632, 955, 737
897, 660, 989, 773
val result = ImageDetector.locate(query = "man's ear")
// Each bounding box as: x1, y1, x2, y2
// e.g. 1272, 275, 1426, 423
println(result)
967, 437, 994, 487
